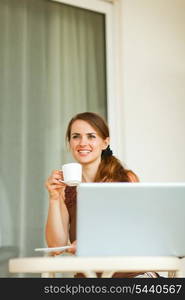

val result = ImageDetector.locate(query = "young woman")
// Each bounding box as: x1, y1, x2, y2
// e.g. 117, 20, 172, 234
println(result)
45, 112, 158, 278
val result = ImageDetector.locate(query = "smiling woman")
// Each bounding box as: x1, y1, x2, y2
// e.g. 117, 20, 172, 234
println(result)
45, 112, 138, 241
44, 112, 160, 278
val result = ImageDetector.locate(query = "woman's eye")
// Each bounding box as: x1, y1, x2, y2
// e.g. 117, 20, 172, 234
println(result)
72, 135, 79, 139
88, 135, 96, 139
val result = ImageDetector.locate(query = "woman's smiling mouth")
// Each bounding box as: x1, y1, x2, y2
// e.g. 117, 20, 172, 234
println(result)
78, 150, 92, 156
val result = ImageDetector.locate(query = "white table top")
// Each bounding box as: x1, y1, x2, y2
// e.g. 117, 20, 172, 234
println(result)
9, 256, 181, 274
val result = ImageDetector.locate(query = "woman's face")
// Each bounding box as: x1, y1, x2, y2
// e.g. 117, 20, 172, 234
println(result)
69, 120, 109, 165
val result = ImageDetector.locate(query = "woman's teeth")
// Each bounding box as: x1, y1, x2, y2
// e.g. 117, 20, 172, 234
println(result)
78, 150, 91, 153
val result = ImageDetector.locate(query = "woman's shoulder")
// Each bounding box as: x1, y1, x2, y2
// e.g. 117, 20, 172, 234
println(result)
126, 170, 139, 182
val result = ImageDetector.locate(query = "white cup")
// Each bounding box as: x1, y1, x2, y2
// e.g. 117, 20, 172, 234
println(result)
62, 163, 82, 186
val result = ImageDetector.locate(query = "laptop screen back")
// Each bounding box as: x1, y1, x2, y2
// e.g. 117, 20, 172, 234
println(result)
76, 182, 185, 257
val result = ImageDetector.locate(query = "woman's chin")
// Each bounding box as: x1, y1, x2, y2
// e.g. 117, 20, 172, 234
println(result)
74, 156, 93, 165
73, 153, 89, 161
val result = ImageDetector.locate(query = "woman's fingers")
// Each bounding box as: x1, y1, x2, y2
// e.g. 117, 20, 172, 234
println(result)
49, 184, 65, 190
67, 240, 77, 254
49, 178, 63, 184
51, 170, 64, 179
45, 170, 66, 200
51, 251, 63, 256
45, 170, 65, 189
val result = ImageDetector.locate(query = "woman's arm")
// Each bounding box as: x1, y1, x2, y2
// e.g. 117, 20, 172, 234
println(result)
45, 170, 69, 247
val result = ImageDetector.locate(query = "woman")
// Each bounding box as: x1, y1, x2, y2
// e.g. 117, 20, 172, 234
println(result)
45, 112, 158, 278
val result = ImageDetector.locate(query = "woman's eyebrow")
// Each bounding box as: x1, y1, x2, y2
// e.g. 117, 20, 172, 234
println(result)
87, 132, 96, 135
71, 132, 97, 135
71, 132, 80, 135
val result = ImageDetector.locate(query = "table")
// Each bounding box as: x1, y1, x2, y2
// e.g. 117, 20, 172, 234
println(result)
9, 256, 184, 278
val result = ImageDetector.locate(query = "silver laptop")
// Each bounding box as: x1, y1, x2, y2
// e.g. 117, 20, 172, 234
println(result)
76, 182, 185, 257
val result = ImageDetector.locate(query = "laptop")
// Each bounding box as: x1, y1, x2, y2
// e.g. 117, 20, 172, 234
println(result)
76, 182, 185, 257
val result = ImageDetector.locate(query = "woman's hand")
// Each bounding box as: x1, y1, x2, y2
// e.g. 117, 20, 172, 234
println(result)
51, 241, 77, 256
45, 170, 66, 200
67, 240, 77, 255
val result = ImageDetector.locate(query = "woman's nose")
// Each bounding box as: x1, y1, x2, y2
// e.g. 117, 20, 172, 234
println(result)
79, 136, 88, 145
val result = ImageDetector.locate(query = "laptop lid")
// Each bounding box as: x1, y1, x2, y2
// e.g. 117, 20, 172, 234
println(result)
76, 182, 185, 257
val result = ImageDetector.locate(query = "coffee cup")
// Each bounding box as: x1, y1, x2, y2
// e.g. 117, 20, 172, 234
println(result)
61, 163, 82, 186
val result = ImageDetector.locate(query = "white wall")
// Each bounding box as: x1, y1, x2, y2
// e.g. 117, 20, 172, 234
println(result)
115, 0, 185, 182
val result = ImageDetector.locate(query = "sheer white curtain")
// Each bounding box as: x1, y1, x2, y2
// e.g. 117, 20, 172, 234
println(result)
0, 0, 106, 277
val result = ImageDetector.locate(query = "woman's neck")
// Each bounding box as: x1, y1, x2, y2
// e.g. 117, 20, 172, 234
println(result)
82, 159, 100, 182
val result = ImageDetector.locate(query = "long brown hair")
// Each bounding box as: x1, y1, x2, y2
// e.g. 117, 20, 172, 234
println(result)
66, 112, 138, 182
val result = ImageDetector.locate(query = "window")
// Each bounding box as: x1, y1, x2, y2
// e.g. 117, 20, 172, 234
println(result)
0, 0, 112, 277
